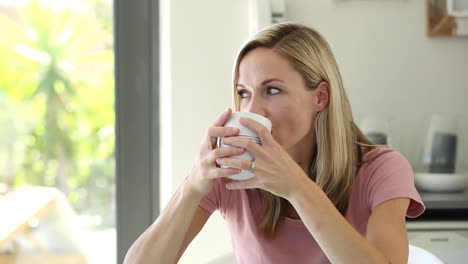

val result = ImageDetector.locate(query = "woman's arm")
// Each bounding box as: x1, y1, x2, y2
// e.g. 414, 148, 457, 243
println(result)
289, 180, 409, 264
124, 108, 242, 264
123, 182, 210, 264
366, 197, 410, 263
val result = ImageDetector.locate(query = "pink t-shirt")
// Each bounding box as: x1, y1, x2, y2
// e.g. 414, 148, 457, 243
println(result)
199, 147, 425, 264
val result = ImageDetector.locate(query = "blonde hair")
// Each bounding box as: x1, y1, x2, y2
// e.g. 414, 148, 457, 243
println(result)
232, 23, 376, 239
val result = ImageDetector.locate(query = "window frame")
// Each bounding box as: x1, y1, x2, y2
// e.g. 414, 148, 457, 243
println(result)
114, 0, 160, 262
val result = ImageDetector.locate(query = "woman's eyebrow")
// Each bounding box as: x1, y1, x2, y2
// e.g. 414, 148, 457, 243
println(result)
236, 78, 285, 89
261, 78, 284, 86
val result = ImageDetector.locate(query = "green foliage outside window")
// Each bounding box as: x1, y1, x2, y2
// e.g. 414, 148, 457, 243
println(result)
0, 0, 114, 228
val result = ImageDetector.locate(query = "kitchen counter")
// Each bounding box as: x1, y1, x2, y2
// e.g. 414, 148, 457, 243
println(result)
419, 190, 468, 209
406, 189, 468, 263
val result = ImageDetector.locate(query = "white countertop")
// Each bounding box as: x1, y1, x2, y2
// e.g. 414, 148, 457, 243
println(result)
407, 220, 468, 231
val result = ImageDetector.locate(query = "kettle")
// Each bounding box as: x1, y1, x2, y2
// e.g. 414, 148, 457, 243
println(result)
421, 115, 459, 174
360, 115, 391, 146
415, 114, 468, 192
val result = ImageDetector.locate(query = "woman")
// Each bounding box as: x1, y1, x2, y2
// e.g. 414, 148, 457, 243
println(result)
124, 23, 424, 264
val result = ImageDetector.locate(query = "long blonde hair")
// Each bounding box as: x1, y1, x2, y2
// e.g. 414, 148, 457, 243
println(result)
232, 23, 376, 239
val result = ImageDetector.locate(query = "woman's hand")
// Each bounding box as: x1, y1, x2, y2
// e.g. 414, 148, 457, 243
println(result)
185, 108, 246, 197
215, 117, 310, 200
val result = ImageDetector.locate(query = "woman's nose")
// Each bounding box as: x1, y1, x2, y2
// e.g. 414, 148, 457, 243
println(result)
246, 96, 266, 116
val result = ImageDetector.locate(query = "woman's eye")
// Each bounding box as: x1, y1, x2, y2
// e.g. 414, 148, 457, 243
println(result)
267, 87, 280, 95
238, 90, 249, 98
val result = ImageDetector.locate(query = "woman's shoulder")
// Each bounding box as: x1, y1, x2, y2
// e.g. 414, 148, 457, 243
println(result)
357, 147, 425, 217
361, 146, 408, 167
359, 146, 412, 178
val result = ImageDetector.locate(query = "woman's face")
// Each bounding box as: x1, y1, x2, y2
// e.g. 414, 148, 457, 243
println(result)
236, 47, 320, 153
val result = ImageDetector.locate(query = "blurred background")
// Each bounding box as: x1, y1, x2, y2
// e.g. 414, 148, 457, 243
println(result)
1, 0, 467, 263
0, 0, 115, 263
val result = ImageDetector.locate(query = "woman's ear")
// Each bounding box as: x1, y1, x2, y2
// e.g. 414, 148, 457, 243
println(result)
315, 81, 329, 112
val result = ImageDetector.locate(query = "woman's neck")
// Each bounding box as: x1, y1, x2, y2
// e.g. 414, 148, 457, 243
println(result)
288, 131, 317, 175
285, 130, 317, 220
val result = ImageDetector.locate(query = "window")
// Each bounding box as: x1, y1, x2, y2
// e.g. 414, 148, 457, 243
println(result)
0, 0, 116, 263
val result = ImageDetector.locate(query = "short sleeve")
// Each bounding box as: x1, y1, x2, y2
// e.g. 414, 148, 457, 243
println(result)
199, 178, 231, 216
364, 150, 425, 218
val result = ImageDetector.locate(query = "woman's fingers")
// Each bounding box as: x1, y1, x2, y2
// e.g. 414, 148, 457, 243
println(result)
212, 108, 232, 127
204, 108, 237, 149
188, 109, 243, 196
225, 178, 257, 190
238, 117, 273, 145
208, 167, 242, 179
207, 126, 239, 138
215, 157, 252, 171
211, 146, 245, 159
220, 136, 264, 157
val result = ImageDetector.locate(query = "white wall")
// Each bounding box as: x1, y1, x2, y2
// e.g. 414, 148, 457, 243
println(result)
161, 0, 468, 263
287, 0, 468, 170
160, 0, 249, 263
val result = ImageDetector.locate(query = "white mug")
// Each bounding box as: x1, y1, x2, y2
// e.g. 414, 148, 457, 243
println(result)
218, 112, 272, 180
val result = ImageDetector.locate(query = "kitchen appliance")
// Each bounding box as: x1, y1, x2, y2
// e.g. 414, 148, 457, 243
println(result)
408, 114, 468, 264
360, 115, 391, 146
415, 115, 468, 192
